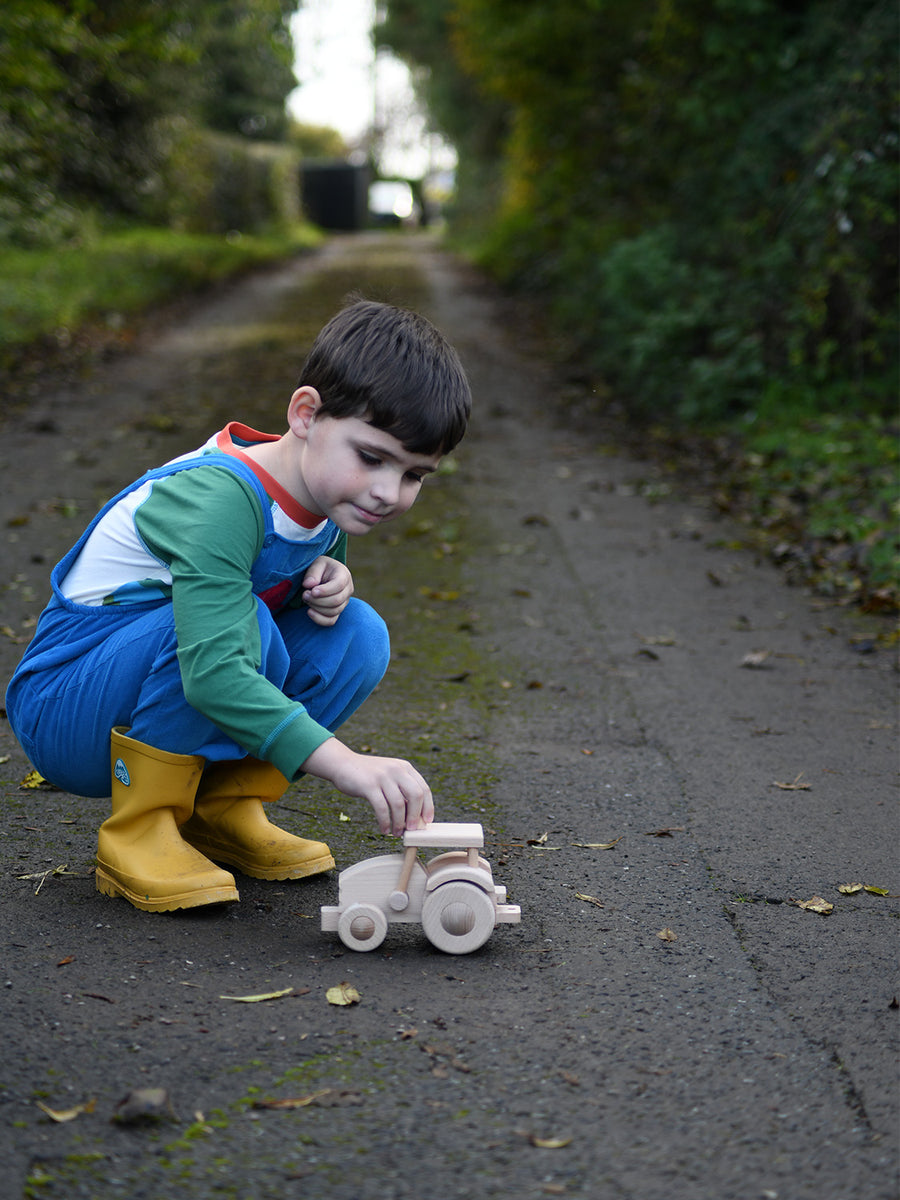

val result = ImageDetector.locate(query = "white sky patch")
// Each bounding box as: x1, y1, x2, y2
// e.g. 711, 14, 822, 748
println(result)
288, 0, 455, 178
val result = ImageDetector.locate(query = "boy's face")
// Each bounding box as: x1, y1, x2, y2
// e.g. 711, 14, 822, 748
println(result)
288, 389, 441, 535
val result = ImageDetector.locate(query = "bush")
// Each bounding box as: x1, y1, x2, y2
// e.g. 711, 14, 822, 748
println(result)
150, 122, 301, 236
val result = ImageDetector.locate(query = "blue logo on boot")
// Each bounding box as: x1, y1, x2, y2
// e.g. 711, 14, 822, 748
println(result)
114, 758, 131, 787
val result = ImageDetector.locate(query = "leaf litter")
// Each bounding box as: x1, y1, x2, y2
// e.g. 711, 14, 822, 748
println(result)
219, 987, 293, 1003
36, 1098, 96, 1123
791, 896, 834, 915
326, 982, 361, 1006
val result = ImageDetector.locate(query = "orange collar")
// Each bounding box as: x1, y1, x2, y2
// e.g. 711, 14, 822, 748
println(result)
216, 423, 324, 529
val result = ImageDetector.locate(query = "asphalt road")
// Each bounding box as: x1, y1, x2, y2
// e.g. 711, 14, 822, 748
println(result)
1, 233, 897, 1200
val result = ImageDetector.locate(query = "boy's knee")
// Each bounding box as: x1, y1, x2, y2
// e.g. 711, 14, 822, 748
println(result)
343, 599, 390, 680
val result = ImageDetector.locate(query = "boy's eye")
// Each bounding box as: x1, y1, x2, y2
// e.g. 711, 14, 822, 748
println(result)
358, 450, 381, 467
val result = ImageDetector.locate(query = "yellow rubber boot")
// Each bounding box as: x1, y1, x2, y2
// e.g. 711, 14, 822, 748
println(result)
181, 758, 335, 881
95, 728, 240, 911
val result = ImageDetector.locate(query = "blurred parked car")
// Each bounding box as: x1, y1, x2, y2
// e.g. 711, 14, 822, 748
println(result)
368, 179, 420, 226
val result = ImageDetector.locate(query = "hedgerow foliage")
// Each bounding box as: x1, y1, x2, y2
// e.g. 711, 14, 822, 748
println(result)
0, 0, 297, 245
379, 0, 898, 424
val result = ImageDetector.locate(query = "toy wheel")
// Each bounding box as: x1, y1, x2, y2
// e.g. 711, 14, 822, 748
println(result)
422, 882, 496, 954
338, 903, 388, 952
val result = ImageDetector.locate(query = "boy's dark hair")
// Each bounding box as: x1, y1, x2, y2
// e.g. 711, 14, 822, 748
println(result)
299, 298, 471, 455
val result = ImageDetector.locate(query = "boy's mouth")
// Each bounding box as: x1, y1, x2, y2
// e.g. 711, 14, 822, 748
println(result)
351, 503, 388, 526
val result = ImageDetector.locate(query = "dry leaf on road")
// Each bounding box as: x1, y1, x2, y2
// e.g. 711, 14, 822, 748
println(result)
326, 982, 361, 1006
740, 649, 771, 668
112, 1088, 176, 1124
792, 896, 834, 914
36, 1099, 96, 1123
219, 987, 293, 1003
772, 773, 811, 791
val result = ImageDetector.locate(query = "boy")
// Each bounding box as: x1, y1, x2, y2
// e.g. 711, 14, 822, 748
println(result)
5, 299, 471, 912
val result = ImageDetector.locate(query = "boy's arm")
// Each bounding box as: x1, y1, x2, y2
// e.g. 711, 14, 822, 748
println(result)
134, 468, 333, 775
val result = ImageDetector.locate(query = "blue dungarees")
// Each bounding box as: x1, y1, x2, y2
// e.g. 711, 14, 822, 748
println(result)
5, 454, 389, 797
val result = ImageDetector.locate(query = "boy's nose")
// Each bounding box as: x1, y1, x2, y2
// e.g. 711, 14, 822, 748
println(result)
370, 470, 401, 507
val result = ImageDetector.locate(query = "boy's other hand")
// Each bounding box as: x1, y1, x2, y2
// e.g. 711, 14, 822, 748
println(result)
301, 556, 353, 626
300, 739, 434, 835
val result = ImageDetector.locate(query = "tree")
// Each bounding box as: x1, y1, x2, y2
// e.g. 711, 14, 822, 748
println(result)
0, 0, 300, 242
197, 0, 297, 140
379, 0, 898, 417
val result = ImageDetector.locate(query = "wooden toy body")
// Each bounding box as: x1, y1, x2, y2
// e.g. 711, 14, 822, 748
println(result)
321, 822, 521, 954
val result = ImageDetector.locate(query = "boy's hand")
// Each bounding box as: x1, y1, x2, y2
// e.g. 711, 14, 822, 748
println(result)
301, 556, 353, 626
300, 739, 434, 835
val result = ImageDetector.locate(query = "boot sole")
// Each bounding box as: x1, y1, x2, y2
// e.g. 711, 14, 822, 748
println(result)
95, 867, 239, 911
182, 840, 335, 881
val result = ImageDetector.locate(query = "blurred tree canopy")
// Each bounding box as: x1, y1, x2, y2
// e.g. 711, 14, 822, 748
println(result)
0, 0, 296, 244
378, 0, 898, 420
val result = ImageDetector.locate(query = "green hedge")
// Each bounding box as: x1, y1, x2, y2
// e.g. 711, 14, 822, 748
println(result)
148, 121, 302, 236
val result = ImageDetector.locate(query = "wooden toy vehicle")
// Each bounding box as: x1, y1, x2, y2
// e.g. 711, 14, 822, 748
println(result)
321, 822, 521, 954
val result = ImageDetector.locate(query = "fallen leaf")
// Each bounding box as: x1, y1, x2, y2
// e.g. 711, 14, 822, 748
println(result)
528, 831, 549, 845
575, 893, 604, 908
838, 883, 863, 895
529, 1134, 573, 1149
36, 1099, 96, 1123
112, 1088, 175, 1124
772, 773, 811, 791
645, 827, 685, 837
863, 885, 889, 896
740, 649, 771, 668
253, 1090, 332, 1110
657, 928, 678, 942
20, 769, 55, 790
219, 987, 293, 1003
17, 863, 72, 894
339, 812, 351, 822
326, 982, 361, 1006
792, 896, 833, 914
308, 1089, 365, 1107
57, 956, 74, 967
572, 837, 622, 850
419, 1040, 471, 1073
419, 588, 460, 602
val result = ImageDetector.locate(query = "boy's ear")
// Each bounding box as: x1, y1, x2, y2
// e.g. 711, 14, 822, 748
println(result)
287, 386, 322, 437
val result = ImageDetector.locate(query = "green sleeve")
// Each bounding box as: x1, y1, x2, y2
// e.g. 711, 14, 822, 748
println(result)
134, 466, 333, 777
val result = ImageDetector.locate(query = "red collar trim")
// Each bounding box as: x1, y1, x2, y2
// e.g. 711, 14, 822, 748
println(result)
216, 423, 324, 529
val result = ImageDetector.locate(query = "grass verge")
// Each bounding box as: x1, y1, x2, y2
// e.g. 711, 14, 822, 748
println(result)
637, 408, 899, 614
0, 223, 323, 369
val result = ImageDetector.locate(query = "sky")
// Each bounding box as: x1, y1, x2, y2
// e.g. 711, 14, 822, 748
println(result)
288, 0, 455, 178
